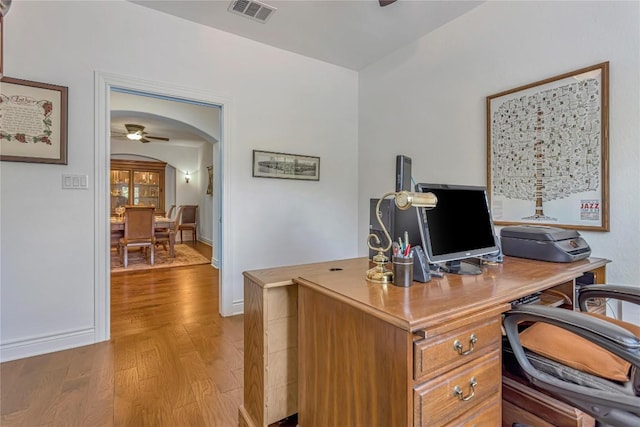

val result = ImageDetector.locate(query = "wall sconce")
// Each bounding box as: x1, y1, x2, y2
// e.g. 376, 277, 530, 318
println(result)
366, 190, 438, 283
185, 171, 190, 183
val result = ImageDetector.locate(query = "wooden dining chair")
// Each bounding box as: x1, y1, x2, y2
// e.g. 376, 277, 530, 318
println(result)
155, 227, 176, 257
177, 205, 198, 243
155, 204, 176, 254
166, 204, 176, 220
119, 206, 156, 268
110, 230, 124, 255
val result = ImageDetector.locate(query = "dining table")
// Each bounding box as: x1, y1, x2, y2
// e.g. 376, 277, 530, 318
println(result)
110, 216, 177, 258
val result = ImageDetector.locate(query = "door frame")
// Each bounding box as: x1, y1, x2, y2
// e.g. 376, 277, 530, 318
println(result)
94, 71, 234, 341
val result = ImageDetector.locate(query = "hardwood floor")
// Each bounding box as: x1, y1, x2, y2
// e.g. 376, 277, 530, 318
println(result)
1, 242, 246, 426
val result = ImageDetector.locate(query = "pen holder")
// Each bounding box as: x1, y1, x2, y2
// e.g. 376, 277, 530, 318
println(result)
392, 255, 414, 287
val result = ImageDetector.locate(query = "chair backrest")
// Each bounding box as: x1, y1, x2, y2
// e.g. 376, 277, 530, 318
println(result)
503, 284, 640, 426
179, 205, 198, 224
124, 206, 155, 240
167, 205, 176, 220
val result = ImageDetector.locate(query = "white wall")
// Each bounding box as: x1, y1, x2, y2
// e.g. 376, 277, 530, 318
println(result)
359, 1, 640, 321
0, 1, 358, 361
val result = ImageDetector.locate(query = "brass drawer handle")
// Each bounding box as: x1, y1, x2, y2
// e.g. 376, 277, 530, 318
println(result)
453, 377, 477, 401
453, 333, 478, 355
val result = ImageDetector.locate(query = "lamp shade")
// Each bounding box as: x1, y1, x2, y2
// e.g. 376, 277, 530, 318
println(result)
395, 191, 438, 210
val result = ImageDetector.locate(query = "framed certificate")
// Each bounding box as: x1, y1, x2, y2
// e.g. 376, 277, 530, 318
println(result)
0, 77, 69, 164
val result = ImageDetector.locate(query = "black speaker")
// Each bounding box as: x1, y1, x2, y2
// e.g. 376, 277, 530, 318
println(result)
410, 246, 431, 282
396, 155, 412, 192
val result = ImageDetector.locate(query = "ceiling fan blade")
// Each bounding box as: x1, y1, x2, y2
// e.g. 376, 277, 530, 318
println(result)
140, 137, 151, 143
125, 123, 145, 133
379, 0, 396, 6
146, 135, 170, 141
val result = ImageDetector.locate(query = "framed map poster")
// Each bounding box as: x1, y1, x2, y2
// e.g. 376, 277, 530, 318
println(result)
0, 76, 68, 164
486, 62, 609, 231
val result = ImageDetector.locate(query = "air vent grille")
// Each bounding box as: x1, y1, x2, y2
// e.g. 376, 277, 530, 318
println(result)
228, 0, 276, 23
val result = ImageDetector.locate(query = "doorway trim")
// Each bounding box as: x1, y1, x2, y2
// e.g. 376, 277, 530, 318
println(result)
94, 71, 233, 341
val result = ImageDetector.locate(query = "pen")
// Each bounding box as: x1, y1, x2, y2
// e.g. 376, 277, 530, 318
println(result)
404, 243, 411, 257
404, 231, 409, 249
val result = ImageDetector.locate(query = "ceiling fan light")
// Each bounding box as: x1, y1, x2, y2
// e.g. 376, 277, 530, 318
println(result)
127, 132, 142, 141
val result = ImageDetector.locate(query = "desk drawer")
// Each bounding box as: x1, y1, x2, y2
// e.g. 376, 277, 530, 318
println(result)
414, 350, 501, 427
444, 396, 501, 427
414, 316, 501, 382
502, 375, 595, 427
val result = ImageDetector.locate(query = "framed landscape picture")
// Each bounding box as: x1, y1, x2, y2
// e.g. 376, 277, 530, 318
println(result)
0, 76, 69, 164
252, 150, 320, 181
486, 62, 609, 231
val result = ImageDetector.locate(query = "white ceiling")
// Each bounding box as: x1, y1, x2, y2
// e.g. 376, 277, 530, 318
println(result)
110, 91, 218, 149
131, 0, 484, 70
115, 0, 483, 146
111, 111, 210, 148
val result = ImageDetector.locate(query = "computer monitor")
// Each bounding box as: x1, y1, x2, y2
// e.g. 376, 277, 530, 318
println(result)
414, 183, 500, 275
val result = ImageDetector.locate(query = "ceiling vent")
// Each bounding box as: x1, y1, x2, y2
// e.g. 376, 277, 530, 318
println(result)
228, 0, 276, 23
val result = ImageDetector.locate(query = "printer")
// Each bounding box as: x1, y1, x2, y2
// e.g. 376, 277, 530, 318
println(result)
500, 225, 591, 263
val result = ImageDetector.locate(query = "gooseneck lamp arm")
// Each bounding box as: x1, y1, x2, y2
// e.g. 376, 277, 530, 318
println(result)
366, 191, 438, 283
367, 192, 397, 256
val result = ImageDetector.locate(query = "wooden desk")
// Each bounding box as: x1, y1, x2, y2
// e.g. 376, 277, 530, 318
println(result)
239, 256, 609, 427
110, 216, 176, 257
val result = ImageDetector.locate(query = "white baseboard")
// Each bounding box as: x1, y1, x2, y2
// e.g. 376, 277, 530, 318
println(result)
0, 328, 96, 362
194, 238, 219, 268
226, 299, 244, 317
199, 237, 213, 246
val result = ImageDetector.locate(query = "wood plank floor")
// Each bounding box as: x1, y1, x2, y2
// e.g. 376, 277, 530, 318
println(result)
0, 242, 248, 426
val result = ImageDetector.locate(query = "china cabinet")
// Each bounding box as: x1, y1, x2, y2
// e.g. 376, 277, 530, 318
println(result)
110, 159, 166, 215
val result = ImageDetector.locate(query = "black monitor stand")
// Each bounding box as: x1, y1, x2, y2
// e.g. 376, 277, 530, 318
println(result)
440, 259, 482, 275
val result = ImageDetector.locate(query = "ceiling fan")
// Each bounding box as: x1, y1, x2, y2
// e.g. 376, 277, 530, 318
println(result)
117, 123, 170, 143
379, 0, 397, 6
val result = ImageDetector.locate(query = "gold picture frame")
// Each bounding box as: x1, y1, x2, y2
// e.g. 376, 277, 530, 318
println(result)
486, 62, 609, 231
206, 165, 213, 195
0, 76, 69, 164
1, 15, 4, 79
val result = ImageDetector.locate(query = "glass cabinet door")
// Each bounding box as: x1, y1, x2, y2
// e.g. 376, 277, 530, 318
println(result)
110, 159, 166, 215
133, 170, 161, 209
110, 169, 131, 210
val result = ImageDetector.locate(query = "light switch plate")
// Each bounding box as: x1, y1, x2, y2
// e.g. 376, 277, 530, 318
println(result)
62, 174, 89, 189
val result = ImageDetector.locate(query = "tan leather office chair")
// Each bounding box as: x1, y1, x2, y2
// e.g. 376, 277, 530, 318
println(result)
177, 205, 198, 243
119, 206, 156, 268
503, 285, 640, 427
